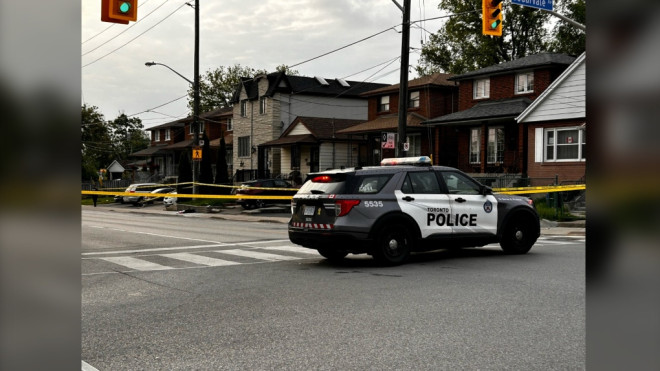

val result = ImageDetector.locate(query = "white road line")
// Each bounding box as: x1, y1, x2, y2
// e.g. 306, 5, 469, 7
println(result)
161, 252, 241, 267
218, 249, 301, 261
82, 360, 99, 371
99, 256, 175, 271
87, 225, 227, 244
257, 245, 319, 255
82, 244, 226, 256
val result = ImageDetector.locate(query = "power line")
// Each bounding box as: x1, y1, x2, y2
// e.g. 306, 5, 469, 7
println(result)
82, 2, 188, 68
127, 94, 188, 117
81, 0, 155, 45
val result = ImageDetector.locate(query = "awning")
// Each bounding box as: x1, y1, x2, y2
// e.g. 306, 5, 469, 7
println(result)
423, 98, 532, 126
260, 134, 318, 147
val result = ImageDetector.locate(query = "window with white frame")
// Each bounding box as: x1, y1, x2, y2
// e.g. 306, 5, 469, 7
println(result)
189, 122, 203, 135
259, 96, 267, 115
378, 95, 390, 112
408, 91, 420, 108
487, 127, 504, 164
515, 72, 534, 94
238, 136, 250, 157
473, 78, 490, 99
469, 128, 481, 164
154, 130, 160, 142
240, 100, 248, 117
544, 127, 585, 162
227, 118, 233, 131
165, 128, 170, 141
406, 134, 422, 156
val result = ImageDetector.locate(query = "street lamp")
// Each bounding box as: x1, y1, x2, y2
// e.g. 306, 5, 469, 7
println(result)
145, 60, 200, 194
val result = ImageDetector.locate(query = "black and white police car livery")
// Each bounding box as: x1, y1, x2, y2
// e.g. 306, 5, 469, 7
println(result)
288, 156, 540, 265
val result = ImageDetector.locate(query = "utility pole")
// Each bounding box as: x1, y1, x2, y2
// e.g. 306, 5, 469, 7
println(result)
192, 0, 200, 194
394, 0, 411, 157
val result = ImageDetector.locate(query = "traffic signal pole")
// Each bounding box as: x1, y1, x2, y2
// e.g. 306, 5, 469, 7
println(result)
192, 0, 200, 195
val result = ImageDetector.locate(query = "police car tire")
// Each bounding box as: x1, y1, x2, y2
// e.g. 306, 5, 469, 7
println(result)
317, 248, 348, 261
372, 224, 412, 266
499, 215, 536, 254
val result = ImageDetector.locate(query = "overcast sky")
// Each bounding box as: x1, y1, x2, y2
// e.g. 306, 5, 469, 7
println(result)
81, 0, 448, 130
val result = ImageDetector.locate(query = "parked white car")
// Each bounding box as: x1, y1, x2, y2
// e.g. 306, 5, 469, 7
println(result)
122, 183, 159, 205
163, 192, 178, 206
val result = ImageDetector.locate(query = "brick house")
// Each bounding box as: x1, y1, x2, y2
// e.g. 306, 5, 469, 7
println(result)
131, 107, 233, 182
517, 52, 586, 184
229, 72, 387, 180
337, 73, 458, 166
422, 53, 576, 186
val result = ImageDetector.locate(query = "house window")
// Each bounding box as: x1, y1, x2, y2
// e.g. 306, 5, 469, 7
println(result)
545, 127, 585, 162
238, 136, 251, 158
259, 96, 267, 115
165, 128, 170, 141
469, 128, 481, 164
240, 100, 248, 117
487, 127, 504, 164
378, 95, 390, 112
515, 72, 534, 94
154, 130, 160, 142
406, 134, 421, 156
189, 122, 203, 135
473, 78, 490, 99
227, 118, 233, 131
408, 91, 420, 108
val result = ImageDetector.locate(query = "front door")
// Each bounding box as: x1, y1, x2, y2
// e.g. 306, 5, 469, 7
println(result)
310, 146, 319, 173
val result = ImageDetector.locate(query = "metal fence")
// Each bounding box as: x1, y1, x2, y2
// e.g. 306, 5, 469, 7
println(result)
82, 179, 131, 191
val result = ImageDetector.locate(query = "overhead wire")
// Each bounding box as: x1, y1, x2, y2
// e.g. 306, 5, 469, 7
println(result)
81, 0, 155, 45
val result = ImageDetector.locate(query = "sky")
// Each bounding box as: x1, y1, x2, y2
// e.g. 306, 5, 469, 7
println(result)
81, 0, 448, 130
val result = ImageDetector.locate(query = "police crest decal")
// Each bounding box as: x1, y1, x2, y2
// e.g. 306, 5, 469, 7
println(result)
483, 200, 493, 213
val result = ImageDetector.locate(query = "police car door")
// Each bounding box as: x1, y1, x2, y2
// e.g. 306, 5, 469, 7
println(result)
438, 170, 498, 236
395, 170, 452, 238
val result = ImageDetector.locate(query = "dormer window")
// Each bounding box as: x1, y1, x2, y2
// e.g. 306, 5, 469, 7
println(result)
473, 78, 490, 99
165, 128, 170, 141
154, 130, 160, 142
378, 95, 390, 112
515, 72, 534, 94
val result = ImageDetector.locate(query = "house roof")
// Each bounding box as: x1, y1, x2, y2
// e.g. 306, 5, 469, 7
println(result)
260, 116, 365, 147
450, 53, 577, 81
360, 73, 457, 96
423, 98, 533, 126
209, 134, 233, 147
337, 112, 428, 134
130, 144, 171, 157
231, 72, 389, 103
517, 52, 586, 123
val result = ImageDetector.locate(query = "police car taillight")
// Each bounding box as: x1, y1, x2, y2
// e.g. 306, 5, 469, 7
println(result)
336, 199, 360, 217
312, 175, 333, 183
380, 156, 432, 166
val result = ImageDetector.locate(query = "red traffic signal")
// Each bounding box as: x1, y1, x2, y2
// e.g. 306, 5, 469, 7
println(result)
482, 0, 503, 37
101, 0, 137, 24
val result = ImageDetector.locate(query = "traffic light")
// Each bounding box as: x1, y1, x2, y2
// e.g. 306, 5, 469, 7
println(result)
482, 0, 503, 37
101, 0, 137, 24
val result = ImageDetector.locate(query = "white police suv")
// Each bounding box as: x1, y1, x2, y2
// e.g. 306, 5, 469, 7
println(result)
288, 156, 540, 265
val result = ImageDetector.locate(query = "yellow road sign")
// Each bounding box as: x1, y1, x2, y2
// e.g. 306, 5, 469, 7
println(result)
192, 147, 202, 160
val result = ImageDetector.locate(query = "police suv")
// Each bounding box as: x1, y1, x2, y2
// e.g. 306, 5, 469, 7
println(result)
288, 156, 540, 265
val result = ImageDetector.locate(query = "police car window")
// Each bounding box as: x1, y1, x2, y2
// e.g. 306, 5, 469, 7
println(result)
357, 175, 391, 194
441, 172, 480, 195
401, 172, 441, 194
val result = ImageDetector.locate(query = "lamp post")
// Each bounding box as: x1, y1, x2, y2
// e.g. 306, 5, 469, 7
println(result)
145, 61, 199, 194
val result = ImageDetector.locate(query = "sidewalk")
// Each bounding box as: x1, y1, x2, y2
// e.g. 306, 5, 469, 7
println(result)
85, 203, 585, 237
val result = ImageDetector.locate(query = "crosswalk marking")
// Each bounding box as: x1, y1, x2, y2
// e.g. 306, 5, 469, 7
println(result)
99, 256, 175, 271
218, 249, 302, 261
254, 245, 319, 255
161, 252, 241, 267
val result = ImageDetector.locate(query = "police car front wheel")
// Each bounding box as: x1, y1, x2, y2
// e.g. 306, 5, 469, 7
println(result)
499, 216, 537, 254
372, 225, 412, 266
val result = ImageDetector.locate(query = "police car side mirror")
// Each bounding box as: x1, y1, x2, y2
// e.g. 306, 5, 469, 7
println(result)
480, 185, 492, 195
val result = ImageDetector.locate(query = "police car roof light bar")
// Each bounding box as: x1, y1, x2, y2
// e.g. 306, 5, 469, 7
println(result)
380, 156, 432, 166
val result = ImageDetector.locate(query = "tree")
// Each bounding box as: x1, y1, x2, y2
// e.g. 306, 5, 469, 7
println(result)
198, 133, 213, 194
177, 151, 192, 195
107, 113, 149, 162
416, 0, 550, 75
187, 64, 299, 113
81, 104, 112, 181
548, 0, 586, 56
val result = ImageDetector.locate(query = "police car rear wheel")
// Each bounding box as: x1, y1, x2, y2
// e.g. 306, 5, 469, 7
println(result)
500, 216, 536, 254
317, 248, 348, 262
373, 225, 411, 265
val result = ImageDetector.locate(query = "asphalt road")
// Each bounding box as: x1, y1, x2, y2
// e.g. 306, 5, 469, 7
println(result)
82, 208, 585, 370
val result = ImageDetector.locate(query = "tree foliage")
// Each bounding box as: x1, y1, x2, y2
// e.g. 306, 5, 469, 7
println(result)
198, 133, 214, 194
215, 137, 230, 192
416, 0, 584, 75
177, 151, 192, 194
548, 0, 586, 56
107, 113, 149, 161
187, 64, 299, 114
